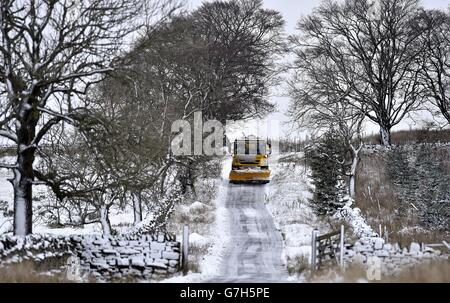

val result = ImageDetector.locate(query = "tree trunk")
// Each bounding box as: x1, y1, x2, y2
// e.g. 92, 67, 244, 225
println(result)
439, 105, 450, 124
12, 121, 37, 235
379, 125, 391, 146
349, 153, 359, 199
348, 143, 362, 199
132, 191, 143, 225
99, 204, 112, 237
11, 168, 33, 236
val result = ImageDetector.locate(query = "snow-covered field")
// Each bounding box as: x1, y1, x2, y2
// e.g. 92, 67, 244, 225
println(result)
0, 165, 136, 236
265, 152, 329, 280
1, 168, 15, 234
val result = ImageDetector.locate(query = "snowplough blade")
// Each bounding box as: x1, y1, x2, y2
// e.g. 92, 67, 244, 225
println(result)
229, 169, 270, 184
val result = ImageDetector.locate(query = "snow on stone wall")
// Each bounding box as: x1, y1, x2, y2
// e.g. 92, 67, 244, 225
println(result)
343, 236, 447, 276
77, 233, 180, 281
334, 196, 447, 277
333, 197, 379, 240
0, 234, 74, 264
0, 232, 181, 281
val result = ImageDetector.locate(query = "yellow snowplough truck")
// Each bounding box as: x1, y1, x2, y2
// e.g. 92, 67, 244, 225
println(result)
229, 137, 271, 184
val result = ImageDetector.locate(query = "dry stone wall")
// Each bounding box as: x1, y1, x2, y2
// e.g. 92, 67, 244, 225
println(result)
0, 234, 74, 264
334, 197, 448, 277
343, 237, 447, 276
77, 233, 180, 280
0, 232, 181, 281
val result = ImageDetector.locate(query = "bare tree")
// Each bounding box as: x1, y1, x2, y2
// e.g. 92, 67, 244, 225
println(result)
291, 0, 425, 146
419, 9, 450, 124
36, 110, 179, 235
90, 76, 175, 225
289, 55, 365, 198
0, 0, 173, 235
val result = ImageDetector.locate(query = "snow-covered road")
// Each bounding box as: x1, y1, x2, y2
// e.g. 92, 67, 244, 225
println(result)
209, 183, 288, 282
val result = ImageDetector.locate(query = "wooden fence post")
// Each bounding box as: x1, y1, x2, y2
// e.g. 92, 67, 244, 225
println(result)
182, 225, 189, 276
340, 225, 345, 270
311, 229, 318, 271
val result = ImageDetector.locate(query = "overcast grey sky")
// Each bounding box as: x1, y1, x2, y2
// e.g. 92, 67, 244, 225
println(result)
188, 0, 450, 138
190, 0, 449, 34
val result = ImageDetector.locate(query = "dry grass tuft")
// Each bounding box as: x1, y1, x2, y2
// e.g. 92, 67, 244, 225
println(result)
287, 255, 310, 277
185, 244, 210, 273
0, 258, 70, 283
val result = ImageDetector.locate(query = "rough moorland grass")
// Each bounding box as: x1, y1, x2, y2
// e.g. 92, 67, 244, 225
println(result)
337, 258, 450, 283
0, 258, 70, 283
355, 146, 450, 246
363, 128, 450, 145
307, 258, 450, 283
381, 258, 450, 282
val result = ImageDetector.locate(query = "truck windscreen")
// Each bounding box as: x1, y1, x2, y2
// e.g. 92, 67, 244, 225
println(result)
234, 140, 266, 155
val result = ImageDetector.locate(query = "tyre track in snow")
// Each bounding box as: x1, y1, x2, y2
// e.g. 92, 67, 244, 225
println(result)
209, 183, 288, 282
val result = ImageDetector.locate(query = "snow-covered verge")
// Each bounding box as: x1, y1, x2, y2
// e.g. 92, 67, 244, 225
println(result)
197, 179, 231, 278
265, 152, 329, 280
162, 156, 232, 282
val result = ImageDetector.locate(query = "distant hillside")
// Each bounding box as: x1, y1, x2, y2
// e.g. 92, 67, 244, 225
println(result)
363, 128, 450, 145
